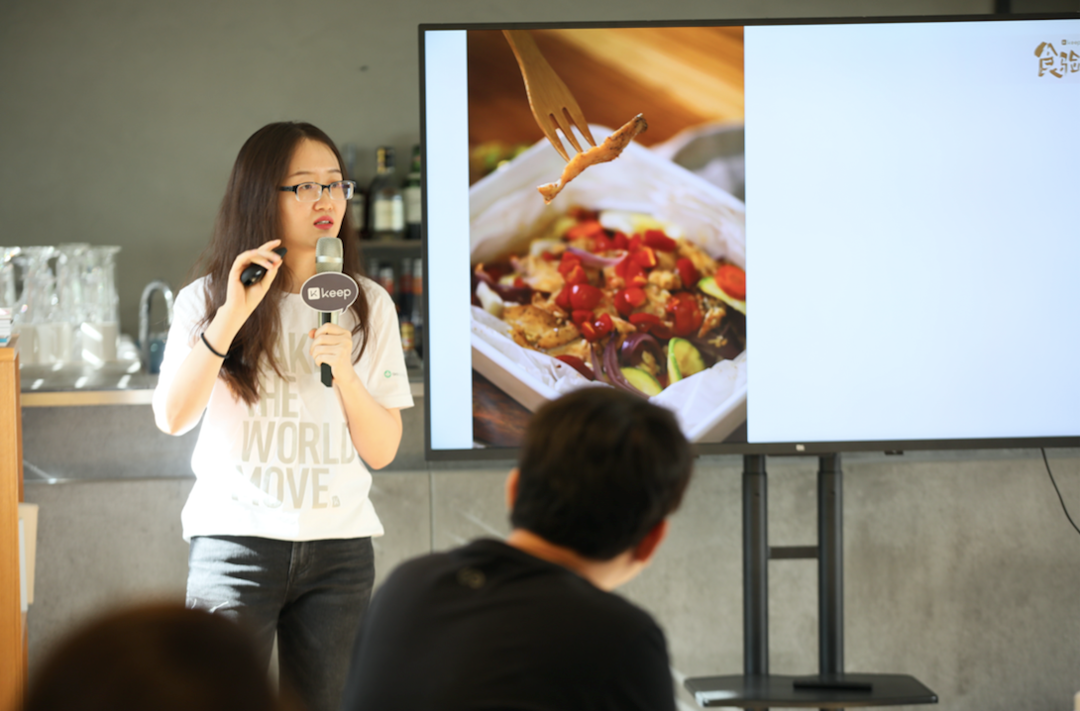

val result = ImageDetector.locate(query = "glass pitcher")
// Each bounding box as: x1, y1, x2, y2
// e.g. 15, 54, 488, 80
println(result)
13, 246, 60, 365
55, 243, 90, 362
81, 245, 121, 364
0, 247, 19, 311
0, 247, 18, 349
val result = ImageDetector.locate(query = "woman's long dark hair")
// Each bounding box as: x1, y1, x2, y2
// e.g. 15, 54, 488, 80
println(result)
195, 122, 370, 406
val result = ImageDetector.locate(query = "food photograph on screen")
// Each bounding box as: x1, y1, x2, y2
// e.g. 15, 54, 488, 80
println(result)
465, 27, 748, 448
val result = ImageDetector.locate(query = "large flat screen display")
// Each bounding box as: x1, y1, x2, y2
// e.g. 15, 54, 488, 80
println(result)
419, 14, 1080, 459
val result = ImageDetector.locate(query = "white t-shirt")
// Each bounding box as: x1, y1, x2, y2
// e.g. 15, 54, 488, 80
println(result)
153, 275, 415, 542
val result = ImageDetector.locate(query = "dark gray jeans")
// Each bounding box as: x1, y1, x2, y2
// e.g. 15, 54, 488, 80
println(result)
186, 535, 374, 711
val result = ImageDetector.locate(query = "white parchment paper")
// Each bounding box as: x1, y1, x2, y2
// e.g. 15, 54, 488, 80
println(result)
469, 130, 749, 442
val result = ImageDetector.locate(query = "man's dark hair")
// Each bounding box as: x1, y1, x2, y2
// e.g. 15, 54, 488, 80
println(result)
510, 387, 693, 560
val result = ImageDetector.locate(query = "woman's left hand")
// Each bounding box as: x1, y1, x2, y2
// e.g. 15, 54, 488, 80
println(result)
309, 323, 359, 386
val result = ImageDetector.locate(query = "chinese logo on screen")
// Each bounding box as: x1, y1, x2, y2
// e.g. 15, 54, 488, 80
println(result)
1035, 40, 1080, 78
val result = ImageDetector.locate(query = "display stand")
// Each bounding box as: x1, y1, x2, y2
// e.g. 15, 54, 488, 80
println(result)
0, 338, 26, 711
684, 454, 937, 709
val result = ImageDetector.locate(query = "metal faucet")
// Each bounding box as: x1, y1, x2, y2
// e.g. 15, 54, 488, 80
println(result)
139, 280, 174, 371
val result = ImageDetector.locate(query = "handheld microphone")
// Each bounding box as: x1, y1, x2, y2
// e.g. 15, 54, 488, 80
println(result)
315, 237, 344, 387
240, 247, 287, 286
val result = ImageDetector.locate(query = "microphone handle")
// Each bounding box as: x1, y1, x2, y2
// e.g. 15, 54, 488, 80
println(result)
320, 311, 337, 387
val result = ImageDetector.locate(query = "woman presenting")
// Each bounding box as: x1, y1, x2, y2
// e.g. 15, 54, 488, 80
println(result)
152, 122, 413, 711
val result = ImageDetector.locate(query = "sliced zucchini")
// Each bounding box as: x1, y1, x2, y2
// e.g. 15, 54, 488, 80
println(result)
620, 367, 663, 396
667, 338, 705, 384
698, 276, 746, 315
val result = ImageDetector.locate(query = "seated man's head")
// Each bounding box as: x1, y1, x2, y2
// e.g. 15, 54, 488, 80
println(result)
509, 387, 693, 581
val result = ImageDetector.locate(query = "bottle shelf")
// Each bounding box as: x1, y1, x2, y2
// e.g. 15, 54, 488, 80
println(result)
360, 240, 422, 252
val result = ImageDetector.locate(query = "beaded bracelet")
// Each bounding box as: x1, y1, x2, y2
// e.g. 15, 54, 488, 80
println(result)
200, 332, 229, 359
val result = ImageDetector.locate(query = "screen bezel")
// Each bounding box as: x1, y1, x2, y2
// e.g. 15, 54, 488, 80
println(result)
418, 12, 1080, 462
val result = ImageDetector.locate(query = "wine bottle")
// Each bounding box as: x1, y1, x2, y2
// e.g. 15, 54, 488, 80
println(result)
376, 263, 398, 311
398, 256, 422, 370
367, 146, 404, 241
399, 258, 413, 318
400, 318, 422, 370
403, 145, 422, 241
411, 257, 423, 360
341, 143, 366, 239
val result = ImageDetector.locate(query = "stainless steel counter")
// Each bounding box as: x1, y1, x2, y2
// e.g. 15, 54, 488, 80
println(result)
19, 362, 424, 406
20, 360, 155, 406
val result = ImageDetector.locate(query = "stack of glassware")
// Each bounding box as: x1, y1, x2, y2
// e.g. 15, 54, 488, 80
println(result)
0, 244, 123, 366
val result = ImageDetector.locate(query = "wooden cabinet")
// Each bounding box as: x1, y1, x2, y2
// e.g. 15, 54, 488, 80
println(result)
0, 340, 26, 709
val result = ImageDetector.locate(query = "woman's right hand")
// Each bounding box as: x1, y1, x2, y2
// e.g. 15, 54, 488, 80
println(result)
221, 239, 285, 326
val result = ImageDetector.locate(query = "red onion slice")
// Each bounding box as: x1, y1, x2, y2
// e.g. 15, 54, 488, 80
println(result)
602, 336, 647, 397
619, 332, 664, 370
589, 343, 608, 385
472, 266, 532, 303
565, 246, 627, 269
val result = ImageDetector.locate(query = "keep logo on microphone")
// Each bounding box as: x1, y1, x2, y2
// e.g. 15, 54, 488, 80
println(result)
301, 272, 360, 313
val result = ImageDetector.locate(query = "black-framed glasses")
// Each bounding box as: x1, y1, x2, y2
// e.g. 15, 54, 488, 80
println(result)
279, 180, 357, 202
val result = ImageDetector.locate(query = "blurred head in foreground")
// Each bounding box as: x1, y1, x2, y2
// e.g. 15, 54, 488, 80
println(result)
22, 602, 285, 711
510, 386, 693, 567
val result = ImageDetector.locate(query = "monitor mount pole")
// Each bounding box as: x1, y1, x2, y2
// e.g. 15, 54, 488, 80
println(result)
685, 453, 937, 708
744, 453, 846, 683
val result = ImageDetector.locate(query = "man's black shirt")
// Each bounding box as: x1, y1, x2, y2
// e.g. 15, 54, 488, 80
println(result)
340, 538, 675, 711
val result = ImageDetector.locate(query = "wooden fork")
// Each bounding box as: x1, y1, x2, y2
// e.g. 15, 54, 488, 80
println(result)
503, 29, 597, 162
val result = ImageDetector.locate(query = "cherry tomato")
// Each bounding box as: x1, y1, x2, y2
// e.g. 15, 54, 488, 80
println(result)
612, 232, 629, 250
633, 246, 657, 269
667, 294, 703, 337
591, 234, 614, 253
614, 256, 647, 287
569, 283, 602, 310
716, 264, 746, 301
571, 309, 593, 324
613, 286, 647, 317
562, 263, 587, 286
676, 258, 699, 290
628, 312, 671, 339
643, 229, 678, 252
555, 288, 572, 311
614, 256, 626, 278
629, 313, 661, 327
593, 312, 614, 337
580, 321, 599, 342
567, 220, 605, 240
557, 253, 581, 275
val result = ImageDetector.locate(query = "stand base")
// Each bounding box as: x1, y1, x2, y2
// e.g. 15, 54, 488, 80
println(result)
685, 673, 938, 708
